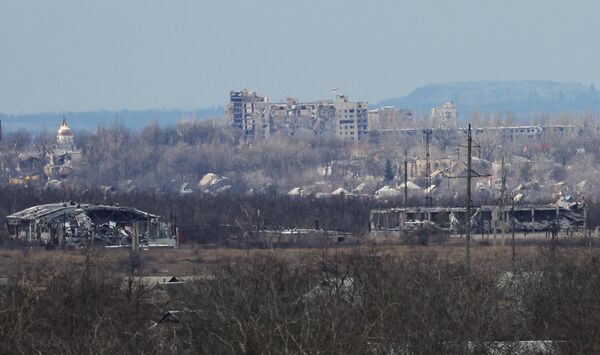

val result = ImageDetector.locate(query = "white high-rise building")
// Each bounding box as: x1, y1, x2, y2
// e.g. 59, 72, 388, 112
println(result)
333, 94, 368, 142
431, 101, 458, 128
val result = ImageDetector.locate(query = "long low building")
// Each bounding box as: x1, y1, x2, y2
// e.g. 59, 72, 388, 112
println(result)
369, 124, 577, 141
6, 202, 164, 248
370, 203, 585, 235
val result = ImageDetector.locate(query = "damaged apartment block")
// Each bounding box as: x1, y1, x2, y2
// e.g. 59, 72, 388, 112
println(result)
5, 202, 169, 249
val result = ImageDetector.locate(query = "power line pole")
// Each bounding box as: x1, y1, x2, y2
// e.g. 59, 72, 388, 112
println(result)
404, 150, 408, 206
465, 124, 472, 271
424, 129, 433, 207
511, 200, 516, 265
496, 156, 506, 242
446, 124, 488, 271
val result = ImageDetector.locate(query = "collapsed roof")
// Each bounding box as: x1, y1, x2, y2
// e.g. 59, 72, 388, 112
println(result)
6, 202, 157, 226
6, 202, 160, 248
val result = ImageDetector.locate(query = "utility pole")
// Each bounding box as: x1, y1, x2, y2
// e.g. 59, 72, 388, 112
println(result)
511, 200, 516, 265
424, 129, 433, 207
404, 150, 408, 206
446, 124, 488, 271
465, 124, 472, 271
129, 221, 139, 277
583, 195, 588, 230
496, 156, 506, 242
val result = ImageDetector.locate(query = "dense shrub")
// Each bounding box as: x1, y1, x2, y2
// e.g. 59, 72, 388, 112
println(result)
2, 250, 600, 353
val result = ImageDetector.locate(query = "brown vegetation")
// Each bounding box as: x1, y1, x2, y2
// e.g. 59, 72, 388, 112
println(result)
1, 243, 600, 353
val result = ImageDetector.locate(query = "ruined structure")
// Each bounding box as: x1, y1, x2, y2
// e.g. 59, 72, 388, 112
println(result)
226, 90, 582, 144
370, 203, 585, 235
368, 106, 413, 130
6, 202, 165, 248
368, 125, 577, 142
227, 90, 271, 140
431, 101, 458, 128
226, 89, 368, 142
228, 228, 355, 249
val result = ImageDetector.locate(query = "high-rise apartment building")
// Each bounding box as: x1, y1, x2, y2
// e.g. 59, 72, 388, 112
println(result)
431, 101, 458, 128
332, 94, 368, 142
226, 90, 368, 142
368, 107, 414, 130
227, 90, 271, 140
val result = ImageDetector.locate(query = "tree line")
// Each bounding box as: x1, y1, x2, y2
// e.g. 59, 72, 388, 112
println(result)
1, 112, 600, 199
2, 249, 600, 353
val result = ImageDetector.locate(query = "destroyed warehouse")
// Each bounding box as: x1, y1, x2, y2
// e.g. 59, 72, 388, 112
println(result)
370, 203, 585, 236
6, 202, 164, 248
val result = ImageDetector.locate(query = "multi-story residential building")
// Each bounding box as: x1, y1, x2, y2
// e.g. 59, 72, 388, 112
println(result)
368, 106, 414, 130
227, 90, 368, 141
227, 90, 271, 140
431, 101, 458, 128
268, 98, 322, 138
333, 94, 368, 142
314, 101, 337, 136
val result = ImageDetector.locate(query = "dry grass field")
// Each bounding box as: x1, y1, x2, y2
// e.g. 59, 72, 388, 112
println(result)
2, 236, 600, 353
0, 235, 596, 277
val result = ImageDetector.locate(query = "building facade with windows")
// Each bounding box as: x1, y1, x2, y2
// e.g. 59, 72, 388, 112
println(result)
226, 90, 368, 142
227, 90, 271, 140
332, 94, 368, 142
431, 101, 458, 128
368, 106, 414, 130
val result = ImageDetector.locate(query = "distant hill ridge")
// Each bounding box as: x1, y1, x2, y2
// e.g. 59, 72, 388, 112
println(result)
3, 81, 599, 132
376, 80, 600, 121
0, 107, 224, 133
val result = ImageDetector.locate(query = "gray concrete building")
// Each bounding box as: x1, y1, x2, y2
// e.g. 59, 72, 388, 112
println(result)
226, 90, 368, 141
227, 90, 271, 140
431, 101, 458, 128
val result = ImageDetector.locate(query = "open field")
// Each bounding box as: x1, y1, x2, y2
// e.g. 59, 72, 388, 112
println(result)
1, 235, 597, 277
2, 237, 600, 353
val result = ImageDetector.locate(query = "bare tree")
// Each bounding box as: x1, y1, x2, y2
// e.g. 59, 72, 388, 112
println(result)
33, 126, 54, 159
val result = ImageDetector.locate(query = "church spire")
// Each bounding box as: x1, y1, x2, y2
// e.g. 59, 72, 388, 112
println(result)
57, 115, 74, 148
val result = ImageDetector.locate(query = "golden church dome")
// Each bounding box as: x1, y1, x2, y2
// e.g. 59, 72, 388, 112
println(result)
57, 117, 73, 137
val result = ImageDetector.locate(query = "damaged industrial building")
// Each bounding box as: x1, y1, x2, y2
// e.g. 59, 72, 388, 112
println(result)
370, 203, 585, 236
6, 202, 171, 248
227, 228, 356, 249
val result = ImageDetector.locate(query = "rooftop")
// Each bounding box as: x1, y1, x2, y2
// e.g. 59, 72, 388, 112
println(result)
6, 202, 158, 225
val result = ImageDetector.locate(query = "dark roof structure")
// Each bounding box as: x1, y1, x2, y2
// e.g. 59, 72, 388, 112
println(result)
6, 202, 157, 226
6, 202, 162, 248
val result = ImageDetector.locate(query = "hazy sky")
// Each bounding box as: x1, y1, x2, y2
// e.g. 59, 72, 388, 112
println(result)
1, 0, 599, 114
